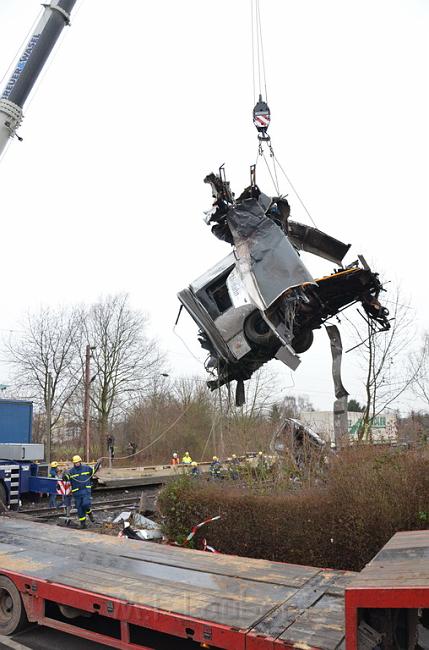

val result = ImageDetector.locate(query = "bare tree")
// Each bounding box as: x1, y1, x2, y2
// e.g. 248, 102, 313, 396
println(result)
411, 333, 429, 409
272, 394, 315, 420
82, 294, 164, 448
5, 307, 82, 438
347, 288, 417, 440
222, 369, 279, 454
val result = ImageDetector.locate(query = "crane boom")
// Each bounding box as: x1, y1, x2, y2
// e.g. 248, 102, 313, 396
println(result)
0, 0, 77, 159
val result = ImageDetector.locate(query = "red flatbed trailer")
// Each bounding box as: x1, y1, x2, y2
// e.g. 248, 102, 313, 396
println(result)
345, 529, 429, 649
0, 518, 354, 650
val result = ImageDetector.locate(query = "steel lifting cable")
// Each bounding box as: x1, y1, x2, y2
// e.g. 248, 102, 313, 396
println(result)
260, 147, 280, 195
201, 418, 216, 461
86, 401, 195, 469
256, 0, 268, 102
250, 1, 318, 229
270, 145, 280, 195
272, 151, 318, 228
255, 1, 261, 98
251, 0, 268, 103
251, 0, 271, 143
251, 0, 281, 197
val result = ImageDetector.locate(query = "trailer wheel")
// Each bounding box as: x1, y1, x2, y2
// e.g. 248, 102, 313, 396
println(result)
0, 484, 6, 511
0, 576, 29, 635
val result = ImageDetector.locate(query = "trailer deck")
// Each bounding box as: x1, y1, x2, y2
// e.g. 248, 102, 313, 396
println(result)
345, 529, 429, 649
0, 517, 354, 649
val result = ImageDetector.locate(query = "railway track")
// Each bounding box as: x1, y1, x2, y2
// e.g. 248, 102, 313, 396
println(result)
21, 495, 141, 520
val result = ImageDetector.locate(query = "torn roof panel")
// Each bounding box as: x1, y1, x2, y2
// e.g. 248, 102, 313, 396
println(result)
227, 198, 316, 310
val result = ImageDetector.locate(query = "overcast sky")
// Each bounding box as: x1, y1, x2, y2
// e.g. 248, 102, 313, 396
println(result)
0, 0, 427, 412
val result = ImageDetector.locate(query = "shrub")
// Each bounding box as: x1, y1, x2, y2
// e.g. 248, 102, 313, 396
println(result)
158, 446, 429, 571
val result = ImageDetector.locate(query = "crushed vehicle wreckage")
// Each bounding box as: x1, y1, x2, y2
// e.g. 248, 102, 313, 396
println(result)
270, 417, 325, 469
178, 168, 390, 405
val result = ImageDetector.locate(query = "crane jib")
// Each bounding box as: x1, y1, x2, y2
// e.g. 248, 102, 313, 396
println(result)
1, 35, 41, 101
0, 0, 77, 160
0, 0, 77, 110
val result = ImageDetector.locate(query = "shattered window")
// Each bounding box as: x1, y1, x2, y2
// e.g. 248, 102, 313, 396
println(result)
207, 275, 233, 313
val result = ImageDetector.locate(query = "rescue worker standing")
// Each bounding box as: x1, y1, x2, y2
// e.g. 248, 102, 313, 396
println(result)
171, 452, 180, 465
182, 451, 192, 464
49, 461, 60, 508
229, 454, 240, 480
210, 456, 221, 479
63, 455, 95, 528
257, 450, 268, 479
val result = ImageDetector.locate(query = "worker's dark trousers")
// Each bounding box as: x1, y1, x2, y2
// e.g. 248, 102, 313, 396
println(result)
49, 493, 58, 508
74, 490, 92, 522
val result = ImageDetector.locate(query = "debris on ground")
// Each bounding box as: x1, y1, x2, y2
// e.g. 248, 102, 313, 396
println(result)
113, 511, 132, 524
133, 512, 161, 529
118, 518, 163, 541
114, 509, 164, 541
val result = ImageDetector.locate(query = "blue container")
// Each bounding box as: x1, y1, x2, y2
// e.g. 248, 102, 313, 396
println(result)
0, 400, 33, 443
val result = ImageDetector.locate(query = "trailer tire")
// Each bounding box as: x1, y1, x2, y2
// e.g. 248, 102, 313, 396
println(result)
0, 483, 6, 511
0, 575, 29, 635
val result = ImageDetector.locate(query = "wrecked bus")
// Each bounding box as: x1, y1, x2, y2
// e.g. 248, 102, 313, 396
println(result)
178, 170, 390, 405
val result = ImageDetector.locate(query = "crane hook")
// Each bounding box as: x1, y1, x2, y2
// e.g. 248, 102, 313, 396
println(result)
253, 93, 271, 141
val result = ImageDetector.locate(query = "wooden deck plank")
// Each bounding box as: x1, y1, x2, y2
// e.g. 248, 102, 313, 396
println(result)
0, 518, 318, 587
349, 530, 429, 591
0, 541, 279, 629
252, 571, 353, 645
0, 517, 355, 647
280, 608, 345, 649
0, 532, 295, 604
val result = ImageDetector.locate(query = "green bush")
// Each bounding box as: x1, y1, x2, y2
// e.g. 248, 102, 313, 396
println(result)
158, 446, 429, 571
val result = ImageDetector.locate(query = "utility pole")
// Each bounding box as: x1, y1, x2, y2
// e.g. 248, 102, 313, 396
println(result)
83, 344, 91, 463
46, 372, 53, 463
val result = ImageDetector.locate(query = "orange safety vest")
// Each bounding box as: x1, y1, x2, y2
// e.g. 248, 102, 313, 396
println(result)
171, 457, 179, 465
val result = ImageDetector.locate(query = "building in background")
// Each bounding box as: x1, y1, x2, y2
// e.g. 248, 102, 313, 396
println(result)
300, 410, 398, 446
